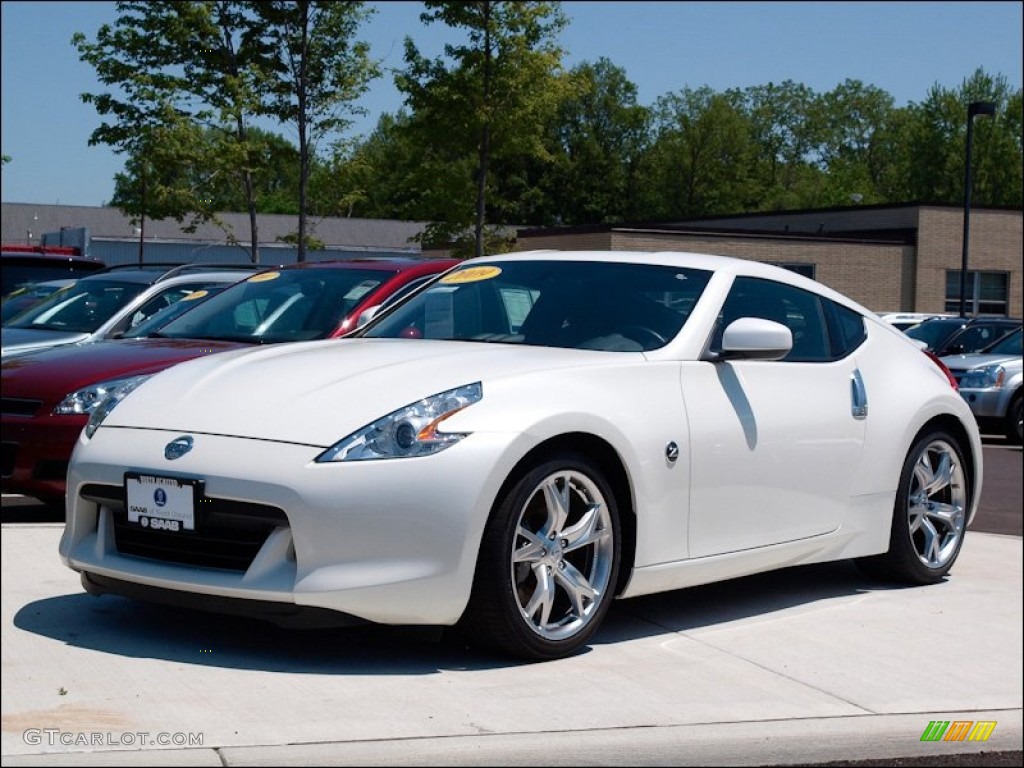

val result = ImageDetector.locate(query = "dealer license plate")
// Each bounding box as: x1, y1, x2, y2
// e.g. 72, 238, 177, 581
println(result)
125, 473, 198, 533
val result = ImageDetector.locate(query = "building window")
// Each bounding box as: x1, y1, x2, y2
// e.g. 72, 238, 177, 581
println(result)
945, 271, 1010, 316
772, 263, 816, 279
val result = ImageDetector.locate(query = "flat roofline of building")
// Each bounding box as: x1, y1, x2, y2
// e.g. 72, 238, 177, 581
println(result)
517, 223, 916, 245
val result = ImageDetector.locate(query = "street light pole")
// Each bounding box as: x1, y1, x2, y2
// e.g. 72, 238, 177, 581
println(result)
959, 100, 997, 318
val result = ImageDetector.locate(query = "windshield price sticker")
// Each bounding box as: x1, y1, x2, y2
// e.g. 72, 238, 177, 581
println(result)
126, 474, 196, 532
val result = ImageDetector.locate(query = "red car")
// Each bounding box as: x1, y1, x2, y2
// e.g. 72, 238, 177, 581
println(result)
1, 258, 457, 504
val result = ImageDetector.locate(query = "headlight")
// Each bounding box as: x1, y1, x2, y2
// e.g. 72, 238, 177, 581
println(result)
316, 382, 482, 462
55, 374, 154, 416
63, 374, 154, 440
959, 364, 1006, 390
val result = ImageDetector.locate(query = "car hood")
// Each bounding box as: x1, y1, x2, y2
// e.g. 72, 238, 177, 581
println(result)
1, 327, 90, 358
105, 338, 633, 446
940, 352, 1023, 371
1, 338, 249, 404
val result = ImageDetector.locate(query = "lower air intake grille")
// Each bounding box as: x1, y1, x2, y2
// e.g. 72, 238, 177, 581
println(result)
81, 483, 289, 572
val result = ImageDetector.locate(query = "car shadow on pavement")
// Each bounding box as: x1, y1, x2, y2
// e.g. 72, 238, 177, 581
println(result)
596, 559, 907, 646
12, 559, 913, 673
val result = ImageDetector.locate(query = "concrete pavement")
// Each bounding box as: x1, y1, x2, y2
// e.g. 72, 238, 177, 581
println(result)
2, 523, 1021, 766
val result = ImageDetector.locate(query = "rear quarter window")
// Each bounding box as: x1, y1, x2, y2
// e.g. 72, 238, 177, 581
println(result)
824, 300, 867, 358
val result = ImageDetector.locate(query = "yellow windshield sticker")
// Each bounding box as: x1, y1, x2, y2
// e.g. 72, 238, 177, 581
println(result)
181, 290, 208, 301
248, 271, 280, 283
440, 266, 502, 285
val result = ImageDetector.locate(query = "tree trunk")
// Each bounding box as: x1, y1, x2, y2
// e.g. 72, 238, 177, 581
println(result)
296, 0, 310, 263
474, 1, 493, 259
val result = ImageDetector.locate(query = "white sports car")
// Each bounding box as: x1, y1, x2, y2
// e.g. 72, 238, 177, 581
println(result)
59, 250, 983, 660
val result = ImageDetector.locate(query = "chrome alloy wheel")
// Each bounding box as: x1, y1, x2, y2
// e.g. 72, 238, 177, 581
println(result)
510, 469, 615, 641
906, 438, 967, 570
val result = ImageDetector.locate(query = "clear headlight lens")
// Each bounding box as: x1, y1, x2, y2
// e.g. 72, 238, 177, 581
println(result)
316, 382, 482, 462
55, 374, 152, 416
959, 364, 1006, 390
63, 374, 154, 440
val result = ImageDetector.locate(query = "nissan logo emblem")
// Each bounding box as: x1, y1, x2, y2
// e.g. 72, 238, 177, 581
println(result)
164, 436, 194, 460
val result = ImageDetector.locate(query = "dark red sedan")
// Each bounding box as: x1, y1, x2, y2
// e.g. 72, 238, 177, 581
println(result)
1, 258, 457, 504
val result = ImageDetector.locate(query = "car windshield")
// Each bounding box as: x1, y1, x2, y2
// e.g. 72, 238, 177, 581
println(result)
904, 319, 962, 349
154, 268, 391, 343
5, 279, 149, 333
362, 260, 713, 351
1, 281, 75, 324
982, 328, 1022, 356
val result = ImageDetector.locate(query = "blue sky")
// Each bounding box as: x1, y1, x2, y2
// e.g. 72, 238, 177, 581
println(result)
2, 1, 1021, 208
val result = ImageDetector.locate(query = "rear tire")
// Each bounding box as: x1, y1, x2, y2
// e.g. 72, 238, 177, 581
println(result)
857, 429, 969, 584
462, 453, 620, 661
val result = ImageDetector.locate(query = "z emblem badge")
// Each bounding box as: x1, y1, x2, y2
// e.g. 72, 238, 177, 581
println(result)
164, 436, 194, 460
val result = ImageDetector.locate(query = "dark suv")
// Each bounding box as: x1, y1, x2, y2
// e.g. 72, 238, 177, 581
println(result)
1, 246, 106, 296
904, 316, 1022, 357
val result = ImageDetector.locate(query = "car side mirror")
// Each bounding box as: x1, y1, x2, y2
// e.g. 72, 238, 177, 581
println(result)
718, 317, 793, 361
946, 343, 964, 355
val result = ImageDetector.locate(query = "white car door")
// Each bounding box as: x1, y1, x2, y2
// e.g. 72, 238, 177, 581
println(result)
682, 276, 868, 558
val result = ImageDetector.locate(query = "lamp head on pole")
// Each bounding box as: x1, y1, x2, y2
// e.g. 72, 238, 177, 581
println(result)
968, 101, 997, 119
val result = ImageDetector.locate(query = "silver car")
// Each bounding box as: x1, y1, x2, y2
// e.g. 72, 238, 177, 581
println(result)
942, 328, 1023, 444
1, 264, 258, 359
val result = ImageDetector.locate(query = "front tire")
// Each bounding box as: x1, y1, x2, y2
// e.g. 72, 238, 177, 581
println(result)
858, 430, 969, 584
462, 453, 620, 661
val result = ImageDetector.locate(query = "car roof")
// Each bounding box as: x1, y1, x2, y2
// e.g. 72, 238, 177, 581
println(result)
1, 250, 104, 267
278, 258, 455, 272
78, 263, 260, 285
912, 316, 1018, 327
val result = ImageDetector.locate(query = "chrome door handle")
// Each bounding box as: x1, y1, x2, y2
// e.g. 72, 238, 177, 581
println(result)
851, 369, 868, 420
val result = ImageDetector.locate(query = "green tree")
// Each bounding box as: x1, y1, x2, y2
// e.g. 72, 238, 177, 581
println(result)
74, 1, 278, 262
740, 80, 821, 210
307, 113, 419, 219
535, 58, 651, 225
112, 126, 304, 217
641, 87, 757, 219
903, 68, 1022, 207
110, 119, 209, 226
398, 1, 569, 255
812, 79, 898, 206
249, 1, 378, 261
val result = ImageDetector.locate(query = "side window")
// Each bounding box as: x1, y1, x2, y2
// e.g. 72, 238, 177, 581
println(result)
714, 276, 830, 362
823, 299, 867, 358
123, 283, 218, 333
953, 324, 1003, 354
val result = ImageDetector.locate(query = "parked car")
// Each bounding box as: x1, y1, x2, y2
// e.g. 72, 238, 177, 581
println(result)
903, 316, 1021, 357
1, 279, 77, 324
877, 311, 955, 332
0, 246, 105, 297
57, 250, 982, 661
1, 258, 457, 504
941, 328, 1022, 444
1, 264, 258, 359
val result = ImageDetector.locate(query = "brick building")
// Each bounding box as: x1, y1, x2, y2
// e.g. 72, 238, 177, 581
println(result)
514, 203, 1022, 316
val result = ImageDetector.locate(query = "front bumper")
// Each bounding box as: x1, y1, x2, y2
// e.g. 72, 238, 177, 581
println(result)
1, 412, 86, 502
957, 386, 1013, 421
60, 424, 523, 627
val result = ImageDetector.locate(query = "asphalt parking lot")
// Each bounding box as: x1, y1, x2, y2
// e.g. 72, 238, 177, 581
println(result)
1, 438, 1020, 766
